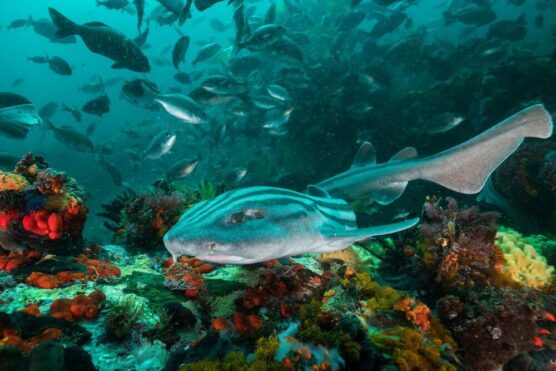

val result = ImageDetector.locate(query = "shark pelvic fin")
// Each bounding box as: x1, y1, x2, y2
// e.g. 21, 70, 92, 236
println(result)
351, 141, 376, 168
372, 182, 408, 205
315, 217, 420, 252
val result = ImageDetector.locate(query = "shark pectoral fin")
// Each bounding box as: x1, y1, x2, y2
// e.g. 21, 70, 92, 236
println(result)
307, 185, 331, 198
315, 217, 420, 253
351, 141, 377, 168
371, 182, 408, 205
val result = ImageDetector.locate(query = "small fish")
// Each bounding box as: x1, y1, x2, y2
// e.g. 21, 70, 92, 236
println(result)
46, 56, 72, 76
38, 102, 58, 119
86, 122, 97, 136
82, 95, 111, 116
172, 35, 190, 69
263, 107, 294, 130
11, 77, 24, 87
133, 0, 145, 31
154, 94, 207, 124
45, 120, 94, 153
79, 75, 105, 94
48, 8, 150, 72
266, 84, 290, 102
174, 72, 191, 85
201, 75, 247, 95
238, 24, 285, 50
144, 131, 177, 159
27, 56, 48, 63
192, 43, 220, 65
96, 0, 130, 10
166, 158, 199, 180
100, 156, 123, 186
62, 104, 82, 122
424, 113, 465, 135
225, 167, 247, 184
133, 26, 149, 48
209, 18, 226, 32
7, 18, 27, 30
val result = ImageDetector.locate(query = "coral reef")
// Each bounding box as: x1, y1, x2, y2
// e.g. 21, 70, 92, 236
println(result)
99, 180, 214, 251
494, 142, 556, 231
496, 227, 554, 289
0, 153, 87, 254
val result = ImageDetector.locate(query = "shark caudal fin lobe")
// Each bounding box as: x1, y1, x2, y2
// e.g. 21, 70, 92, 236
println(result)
371, 146, 418, 205
315, 217, 420, 253
48, 8, 79, 38
419, 104, 553, 194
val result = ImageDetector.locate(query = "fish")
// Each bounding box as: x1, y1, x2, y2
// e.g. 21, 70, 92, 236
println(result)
238, 24, 285, 51
487, 12, 527, 41
45, 120, 95, 153
444, 5, 497, 26
154, 94, 207, 124
225, 167, 247, 184
27, 16, 77, 44
11, 77, 24, 87
163, 186, 420, 264
28, 55, 72, 76
61, 104, 82, 123
38, 102, 58, 119
82, 95, 110, 116
264, 4, 276, 24
422, 113, 465, 135
201, 75, 247, 95
134, 0, 145, 30
166, 158, 199, 180
86, 122, 97, 136
48, 7, 150, 72
174, 72, 191, 84
209, 18, 226, 32
46, 56, 72, 76
7, 18, 27, 30
133, 26, 150, 47
0, 92, 42, 140
97, 0, 130, 9
172, 36, 190, 69
144, 131, 177, 159
100, 156, 123, 186
316, 105, 554, 205
266, 84, 290, 102
545, 150, 556, 162
192, 43, 221, 65
79, 75, 105, 94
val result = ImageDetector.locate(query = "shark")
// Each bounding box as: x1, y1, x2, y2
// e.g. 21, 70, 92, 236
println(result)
164, 104, 553, 264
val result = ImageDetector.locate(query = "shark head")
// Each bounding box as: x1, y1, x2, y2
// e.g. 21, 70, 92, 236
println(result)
163, 186, 359, 264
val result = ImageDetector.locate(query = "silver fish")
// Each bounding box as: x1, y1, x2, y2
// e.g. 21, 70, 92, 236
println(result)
154, 93, 207, 124
144, 131, 177, 159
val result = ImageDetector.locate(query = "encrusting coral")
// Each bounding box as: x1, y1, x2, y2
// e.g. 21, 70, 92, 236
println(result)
496, 227, 554, 289
0, 153, 88, 253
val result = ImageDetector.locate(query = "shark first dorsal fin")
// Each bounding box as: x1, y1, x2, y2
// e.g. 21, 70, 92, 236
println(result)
307, 185, 331, 198
351, 141, 376, 168
389, 147, 418, 162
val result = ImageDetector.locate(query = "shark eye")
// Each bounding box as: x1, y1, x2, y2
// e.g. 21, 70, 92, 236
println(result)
230, 212, 246, 224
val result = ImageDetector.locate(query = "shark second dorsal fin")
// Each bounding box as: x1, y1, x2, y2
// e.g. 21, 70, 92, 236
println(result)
389, 147, 418, 162
307, 185, 331, 198
351, 141, 376, 168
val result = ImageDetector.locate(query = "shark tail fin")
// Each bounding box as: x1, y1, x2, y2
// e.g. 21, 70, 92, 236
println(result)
419, 104, 553, 194
48, 8, 78, 38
